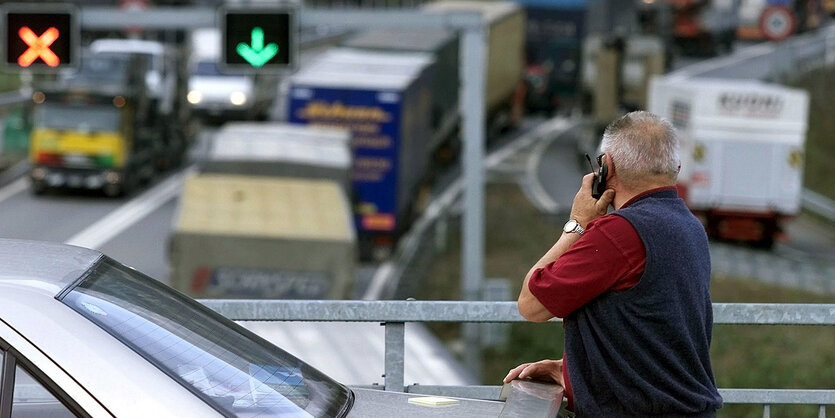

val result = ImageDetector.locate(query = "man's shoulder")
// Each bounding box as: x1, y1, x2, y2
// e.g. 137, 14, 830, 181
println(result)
587, 213, 635, 233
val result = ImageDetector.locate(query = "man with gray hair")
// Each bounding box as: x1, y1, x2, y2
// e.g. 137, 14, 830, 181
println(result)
504, 111, 723, 416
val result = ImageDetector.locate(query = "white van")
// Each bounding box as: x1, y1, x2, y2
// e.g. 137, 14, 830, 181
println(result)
186, 28, 277, 121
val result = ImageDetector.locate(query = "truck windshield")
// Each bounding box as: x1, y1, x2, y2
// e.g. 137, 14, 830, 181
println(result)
33, 104, 121, 133
72, 54, 131, 84
59, 257, 352, 418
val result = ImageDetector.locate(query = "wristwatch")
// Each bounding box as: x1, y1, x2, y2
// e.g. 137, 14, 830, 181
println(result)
563, 219, 585, 236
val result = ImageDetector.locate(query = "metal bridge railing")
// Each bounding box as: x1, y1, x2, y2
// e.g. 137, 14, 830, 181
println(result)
201, 300, 835, 417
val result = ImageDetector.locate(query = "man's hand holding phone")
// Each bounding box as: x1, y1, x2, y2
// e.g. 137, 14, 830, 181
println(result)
570, 173, 614, 228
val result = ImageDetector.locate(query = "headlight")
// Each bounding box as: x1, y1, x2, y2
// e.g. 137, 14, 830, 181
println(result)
104, 171, 121, 184
230, 91, 248, 106
187, 91, 203, 104
31, 167, 47, 180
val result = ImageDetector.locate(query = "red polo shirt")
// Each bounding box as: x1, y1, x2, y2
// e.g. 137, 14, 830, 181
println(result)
527, 187, 676, 409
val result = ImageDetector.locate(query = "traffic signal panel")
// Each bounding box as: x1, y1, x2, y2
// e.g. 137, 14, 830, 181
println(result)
3, 7, 76, 70
222, 9, 296, 71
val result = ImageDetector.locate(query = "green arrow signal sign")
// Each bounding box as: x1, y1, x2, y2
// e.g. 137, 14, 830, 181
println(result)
236, 27, 279, 67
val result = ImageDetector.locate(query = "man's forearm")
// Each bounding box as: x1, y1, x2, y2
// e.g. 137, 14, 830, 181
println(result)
518, 232, 582, 321
528, 232, 582, 278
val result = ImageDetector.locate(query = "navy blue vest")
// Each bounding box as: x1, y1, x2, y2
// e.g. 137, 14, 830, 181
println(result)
565, 189, 723, 417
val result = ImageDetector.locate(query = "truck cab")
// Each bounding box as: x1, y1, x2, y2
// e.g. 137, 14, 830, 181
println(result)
88, 38, 190, 170
29, 51, 158, 196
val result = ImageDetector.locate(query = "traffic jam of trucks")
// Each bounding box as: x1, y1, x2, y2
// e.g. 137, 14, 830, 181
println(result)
3, 0, 821, 302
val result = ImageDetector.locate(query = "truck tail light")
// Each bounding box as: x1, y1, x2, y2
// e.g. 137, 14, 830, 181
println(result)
373, 235, 394, 247
362, 214, 396, 231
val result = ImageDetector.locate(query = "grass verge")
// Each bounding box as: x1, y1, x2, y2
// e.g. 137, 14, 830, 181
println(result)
420, 183, 835, 418
0, 72, 20, 93
790, 66, 835, 202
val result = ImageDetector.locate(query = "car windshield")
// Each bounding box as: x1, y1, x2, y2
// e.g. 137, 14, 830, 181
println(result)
33, 104, 121, 132
195, 61, 243, 77
59, 257, 352, 418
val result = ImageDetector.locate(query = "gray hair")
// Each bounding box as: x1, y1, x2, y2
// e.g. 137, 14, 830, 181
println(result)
599, 111, 680, 185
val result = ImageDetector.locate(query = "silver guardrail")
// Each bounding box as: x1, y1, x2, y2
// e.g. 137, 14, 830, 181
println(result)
0, 90, 29, 108
803, 189, 835, 222
201, 300, 835, 415
667, 24, 835, 82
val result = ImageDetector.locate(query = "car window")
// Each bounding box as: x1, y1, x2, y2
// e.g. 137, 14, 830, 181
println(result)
12, 365, 75, 418
59, 257, 351, 418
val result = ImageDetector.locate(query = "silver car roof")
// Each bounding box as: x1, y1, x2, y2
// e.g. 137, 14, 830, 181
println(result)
0, 239, 220, 416
0, 239, 101, 293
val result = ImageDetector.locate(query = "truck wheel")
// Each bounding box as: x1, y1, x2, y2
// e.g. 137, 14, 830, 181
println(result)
103, 183, 123, 198
31, 181, 47, 195
754, 219, 778, 250
104, 175, 136, 198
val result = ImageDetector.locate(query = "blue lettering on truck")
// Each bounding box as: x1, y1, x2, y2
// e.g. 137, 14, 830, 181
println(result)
289, 86, 402, 232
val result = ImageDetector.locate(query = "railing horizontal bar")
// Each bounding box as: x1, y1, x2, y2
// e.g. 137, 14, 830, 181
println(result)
79, 7, 482, 30
201, 300, 835, 325
712, 303, 835, 325
203, 300, 532, 322
0, 91, 28, 108
406, 385, 501, 400
349, 385, 835, 405
719, 389, 835, 404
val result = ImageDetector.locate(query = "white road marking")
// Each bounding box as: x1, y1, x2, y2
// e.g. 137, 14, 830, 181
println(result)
65, 166, 196, 249
523, 131, 561, 214
485, 117, 568, 169
0, 177, 28, 205
364, 178, 463, 300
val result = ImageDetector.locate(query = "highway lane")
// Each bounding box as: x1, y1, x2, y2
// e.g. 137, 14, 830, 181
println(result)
98, 197, 179, 284
0, 165, 189, 284
0, 178, 126, 244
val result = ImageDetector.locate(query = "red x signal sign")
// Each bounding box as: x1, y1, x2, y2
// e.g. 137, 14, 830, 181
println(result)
2, 5, 77, 71
18, 26, 60, 67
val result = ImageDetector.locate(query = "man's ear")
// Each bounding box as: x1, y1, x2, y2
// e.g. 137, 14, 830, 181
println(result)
605, 153, 615, 181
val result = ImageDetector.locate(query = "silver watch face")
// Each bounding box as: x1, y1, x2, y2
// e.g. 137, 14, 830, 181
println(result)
563, 219, 578, 233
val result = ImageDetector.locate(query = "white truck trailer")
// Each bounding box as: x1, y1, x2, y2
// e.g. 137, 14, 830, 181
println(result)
649, 76, 809, 247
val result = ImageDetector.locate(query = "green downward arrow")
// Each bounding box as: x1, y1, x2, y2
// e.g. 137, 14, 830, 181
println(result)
236, 27, 279, 67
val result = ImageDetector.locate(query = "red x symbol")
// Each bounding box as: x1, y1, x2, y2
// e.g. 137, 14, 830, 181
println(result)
18, 26, 60, 67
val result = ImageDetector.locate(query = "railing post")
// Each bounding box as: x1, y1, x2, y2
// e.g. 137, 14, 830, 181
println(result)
763, 404, 770, 418
383, 322, 405, 392
461, 21, 488, 383
819, 404, 826, 418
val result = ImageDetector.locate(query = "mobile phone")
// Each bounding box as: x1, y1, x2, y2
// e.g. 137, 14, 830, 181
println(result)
585, 153, 608, 199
